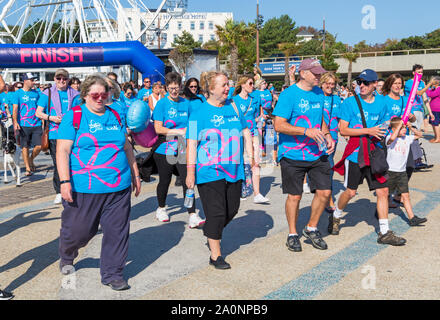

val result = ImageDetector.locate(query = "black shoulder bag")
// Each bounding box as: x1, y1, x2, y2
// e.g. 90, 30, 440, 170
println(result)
354, 94, 389, 175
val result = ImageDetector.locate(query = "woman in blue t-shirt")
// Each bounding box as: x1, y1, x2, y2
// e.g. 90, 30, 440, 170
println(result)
56, 75, 141, 291
183, 77, 205, 115
186, 71, 254, 269
121, 83, 138, 108
232, 75, 270, 204
152, 72, 205, 228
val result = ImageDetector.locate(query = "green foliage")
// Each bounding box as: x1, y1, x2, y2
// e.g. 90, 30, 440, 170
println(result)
259, 15, 298, 57
320, 48, 339, 72
171, 30, 202, 49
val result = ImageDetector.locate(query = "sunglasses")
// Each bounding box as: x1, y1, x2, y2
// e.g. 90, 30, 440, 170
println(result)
356, 79, 373, 86
144, 81, 151, 83
89, 92, 109, 101
189, 85, 198, 89
56, 77, 68, 81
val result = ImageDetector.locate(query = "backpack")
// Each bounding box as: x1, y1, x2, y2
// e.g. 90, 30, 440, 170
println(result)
71, 105, 122, 130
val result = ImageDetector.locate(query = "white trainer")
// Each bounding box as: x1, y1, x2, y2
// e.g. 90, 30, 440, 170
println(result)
54, 193, 62, 204
303, 183, 311, 194
156, 207, 169, 222
253, 193, 270, 204
188, 213, 205, 229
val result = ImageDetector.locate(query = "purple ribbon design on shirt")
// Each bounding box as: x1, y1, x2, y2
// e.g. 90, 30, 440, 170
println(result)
198, 128, 240, 179
71, 133, 121, 189
20, 103, 37, 127
163, 119, 178, 154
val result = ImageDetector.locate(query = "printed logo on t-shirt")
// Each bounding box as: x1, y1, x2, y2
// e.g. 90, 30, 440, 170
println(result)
89, 120, 103, 133
211, 115, 225, 127
168, 107, 177, 118
357, 112, 369, 121
22, 95, 30, 102
392, 104, 400, 114
299, 99, 310, 113
312, 103, 321, 109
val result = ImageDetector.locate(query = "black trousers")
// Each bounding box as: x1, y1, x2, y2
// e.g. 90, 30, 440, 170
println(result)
153, 152, 195, 213
49, 139, 60, 194
197, 179, 242, 240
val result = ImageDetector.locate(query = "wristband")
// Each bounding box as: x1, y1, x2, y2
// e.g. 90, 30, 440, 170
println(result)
47, 114, 50, 121
187, 164, 196, 168
324, 132, 331, 136
60, 180, 70, 185
304, 128, 307, 135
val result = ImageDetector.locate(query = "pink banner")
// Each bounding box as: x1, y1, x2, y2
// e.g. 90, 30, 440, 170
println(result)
402, 73, 422, 124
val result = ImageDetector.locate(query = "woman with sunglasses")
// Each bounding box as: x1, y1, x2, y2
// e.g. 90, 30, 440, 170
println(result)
152, 72, 205, 228
69, 77, 81, 92
232, 75, 270, 204
36, 69, 81, 204
183, 78, 205, 114
56, 74, 141, 291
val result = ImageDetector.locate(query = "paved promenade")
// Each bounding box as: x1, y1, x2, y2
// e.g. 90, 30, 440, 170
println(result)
1, 132, 440, 300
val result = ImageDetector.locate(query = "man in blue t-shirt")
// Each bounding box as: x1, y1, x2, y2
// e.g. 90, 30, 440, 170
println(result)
273, 58, 335, 252
332, 69, 406, 246
36, 69, 80, 204
137, 77, 152, 102
12, 72, 42, 177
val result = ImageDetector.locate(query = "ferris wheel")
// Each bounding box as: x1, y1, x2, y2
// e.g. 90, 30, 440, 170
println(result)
0, 0, 188, 44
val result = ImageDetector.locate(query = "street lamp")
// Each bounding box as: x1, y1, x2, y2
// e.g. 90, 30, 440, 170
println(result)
256, 0, 260, 67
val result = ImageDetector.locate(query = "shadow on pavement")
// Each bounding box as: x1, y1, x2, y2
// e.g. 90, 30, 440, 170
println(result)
221, 210, 274, 257
260, 176, 276, 197
0, 209, 60, 237
0, 238, 59, 292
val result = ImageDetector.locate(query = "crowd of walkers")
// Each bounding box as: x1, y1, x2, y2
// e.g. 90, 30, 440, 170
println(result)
0, 60, 438, 298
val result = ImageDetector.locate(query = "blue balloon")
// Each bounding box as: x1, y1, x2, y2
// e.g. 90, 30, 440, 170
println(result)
126, 100, 151, 133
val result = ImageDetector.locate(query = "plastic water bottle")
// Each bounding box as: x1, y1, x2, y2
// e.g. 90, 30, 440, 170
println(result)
379, 121, 390, 130
318, 140, 327, 152
184, 188, 195, 208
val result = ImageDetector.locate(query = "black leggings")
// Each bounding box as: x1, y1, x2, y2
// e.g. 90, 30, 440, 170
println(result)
197, 179, 242, 240
153, 152, 195, 213
49, 139, 60, 193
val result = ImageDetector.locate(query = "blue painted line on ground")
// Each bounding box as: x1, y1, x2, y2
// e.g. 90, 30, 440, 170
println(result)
0, 201, 56, 223
264, 188, 439, 300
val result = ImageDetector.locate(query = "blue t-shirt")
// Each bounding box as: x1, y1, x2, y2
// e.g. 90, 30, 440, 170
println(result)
227, 87, 235, 100
188, 96, 205, 115
58, 104, 131, 194
187, 101, 247, 184
232, 94, 260, 135
122, 95, 138, 108
153, 97, 189, 156
257, 89, 273, 115
404, 79, 425, 113
0, 92, 8, 119
323, 94, 341, 142
272, 84, 325, 162
339, 95, 388, 163
137, 88, 152, 100
11, 89, 41, 127
384, 95, 409, 120
37, 90, 81, 140
107, 100, 128, 126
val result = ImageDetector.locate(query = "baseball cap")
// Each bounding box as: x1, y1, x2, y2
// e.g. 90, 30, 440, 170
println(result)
21, 72, 37, 81
55, 69, 69, 78
357, 69, 378, 82
297, 58, 327, 74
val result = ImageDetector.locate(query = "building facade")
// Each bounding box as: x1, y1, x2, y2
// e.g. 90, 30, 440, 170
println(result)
118, 8, 233, 49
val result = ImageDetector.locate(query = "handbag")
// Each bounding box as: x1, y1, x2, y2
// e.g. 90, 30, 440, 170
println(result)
40, 89, 51, 152
354, 94, 389, 175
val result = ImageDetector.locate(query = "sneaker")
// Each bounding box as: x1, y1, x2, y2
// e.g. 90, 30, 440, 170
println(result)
240, 197, 247, 201
59, 261, 75, 275
102, 279, 130, 291
302, 228, 328, 250
328, 214, 341, 235
303, 183, 311, 194
156, 207, 169, 222
0, 289, 13, 300
286, 235, 302, 252
209, 256, 231, 270
188, 213, 205, 229
54, 193, 62, 204
377, 230, 406, 246
253, 193, 270, 204
409, 215, 427, 226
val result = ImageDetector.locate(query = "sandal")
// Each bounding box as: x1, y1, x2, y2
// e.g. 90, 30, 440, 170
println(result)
30, 164, 36, 172
25, 171, 33, 177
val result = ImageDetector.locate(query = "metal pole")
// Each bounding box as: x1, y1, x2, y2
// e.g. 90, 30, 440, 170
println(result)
157, 16, 161, 49
323, 17, 326, 52
256, 0, 260, 67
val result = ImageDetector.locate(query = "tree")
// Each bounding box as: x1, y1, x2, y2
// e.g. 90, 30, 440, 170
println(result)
169, 32, 201, 75
171, 30, 202, 49
342, 52, 359, 88
321, 48, 339, 72
259, 15, 298, 57
278, 42, 301, 86
216, 19, 256, 82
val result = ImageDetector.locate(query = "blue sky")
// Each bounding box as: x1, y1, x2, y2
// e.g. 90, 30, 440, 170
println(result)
182, 0, 439, 46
